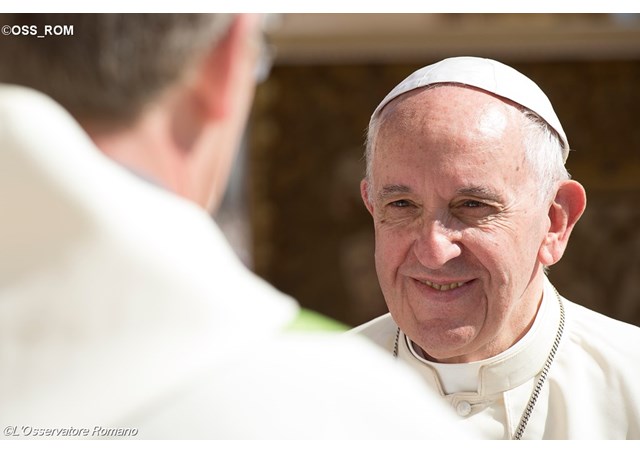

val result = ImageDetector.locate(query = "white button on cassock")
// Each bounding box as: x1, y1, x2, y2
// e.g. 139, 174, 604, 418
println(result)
456, 401, 472, 416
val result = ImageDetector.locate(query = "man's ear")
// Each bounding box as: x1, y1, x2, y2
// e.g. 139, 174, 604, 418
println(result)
538, 180, 587, 266
360, 179, 375, 216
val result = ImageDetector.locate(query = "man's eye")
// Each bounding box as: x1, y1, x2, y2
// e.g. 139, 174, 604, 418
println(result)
461, 200, 487, 208
390, 200, 411, 208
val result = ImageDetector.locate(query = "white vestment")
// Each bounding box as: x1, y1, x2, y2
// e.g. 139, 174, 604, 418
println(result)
0, 85, 471, 439
352, 277, 640, 439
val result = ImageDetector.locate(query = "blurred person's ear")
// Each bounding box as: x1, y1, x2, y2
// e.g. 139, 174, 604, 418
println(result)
179, 14, 262, 212
195, 14, 261, 120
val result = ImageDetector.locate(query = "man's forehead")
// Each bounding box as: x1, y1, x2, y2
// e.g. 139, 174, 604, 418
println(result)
378, 84, 518, 125
374, 87, 525, 163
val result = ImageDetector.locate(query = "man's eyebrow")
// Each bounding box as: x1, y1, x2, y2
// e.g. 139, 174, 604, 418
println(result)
378, 184, 413, 200
456, 186, 501, 200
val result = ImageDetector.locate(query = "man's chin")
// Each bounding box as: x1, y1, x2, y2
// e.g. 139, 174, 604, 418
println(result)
407, 322, 483, 361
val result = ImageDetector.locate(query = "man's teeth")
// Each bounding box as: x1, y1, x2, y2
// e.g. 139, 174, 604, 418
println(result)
421, 281, 466, 291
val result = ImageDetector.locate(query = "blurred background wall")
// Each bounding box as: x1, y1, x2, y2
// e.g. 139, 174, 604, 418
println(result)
217, 13, 640, 328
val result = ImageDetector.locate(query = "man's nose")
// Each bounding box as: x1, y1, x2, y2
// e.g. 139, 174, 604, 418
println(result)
411, 219, 462, 269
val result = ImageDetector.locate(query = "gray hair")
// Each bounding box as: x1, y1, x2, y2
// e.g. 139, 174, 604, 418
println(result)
0, 13, 233, 131
364, 91, 570, 204
520, 110, 571, 202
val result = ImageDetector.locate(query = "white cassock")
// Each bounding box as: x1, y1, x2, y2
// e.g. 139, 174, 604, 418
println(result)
352, 276, 640, 439
0, 85, 473, 440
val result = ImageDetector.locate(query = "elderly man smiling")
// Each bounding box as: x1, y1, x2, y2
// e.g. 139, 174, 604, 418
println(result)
352, 56, 640, 439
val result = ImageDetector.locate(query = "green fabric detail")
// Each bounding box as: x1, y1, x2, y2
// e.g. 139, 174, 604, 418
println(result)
284, 309, 348, 333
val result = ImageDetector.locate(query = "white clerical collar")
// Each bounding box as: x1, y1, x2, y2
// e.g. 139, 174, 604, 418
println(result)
400, 276, 562, 396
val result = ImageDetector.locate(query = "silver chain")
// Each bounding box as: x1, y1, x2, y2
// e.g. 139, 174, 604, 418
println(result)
392, 286, 566, 440
393, 325, 400, 358
512, 287, 565, 439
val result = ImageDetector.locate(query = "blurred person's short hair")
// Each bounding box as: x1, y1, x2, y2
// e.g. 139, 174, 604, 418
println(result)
0, 13, 232, 131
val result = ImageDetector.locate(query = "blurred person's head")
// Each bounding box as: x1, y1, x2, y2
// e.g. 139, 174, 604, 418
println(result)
360, 57, 586, 363
0, 13, 265, 211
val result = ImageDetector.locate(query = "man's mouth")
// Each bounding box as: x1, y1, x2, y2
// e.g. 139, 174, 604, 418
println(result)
418, 280, 468, 292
